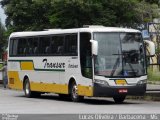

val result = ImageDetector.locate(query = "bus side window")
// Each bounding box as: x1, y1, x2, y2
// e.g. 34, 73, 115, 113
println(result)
18, 38, 27, 56
23, 39, 30, 56
27, 38, 34, 56
70, 45, 77, 55
50, 37, 56, 54
33, 37, 39, 55
57, 46, 64, 54
29, 47, 33, 54
9, 39, 13, 56
34, 46, 38, 54
53, 35, 64, 55
65, 34, 77, 56
12, 39, 18, 56
45, 46, 51, 54
39, 36, 51, 55
23, 47, 28, 55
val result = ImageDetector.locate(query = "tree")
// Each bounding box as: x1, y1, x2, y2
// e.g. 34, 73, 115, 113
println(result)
49, 0, 116, 28
135, 1, 159, 23
49, 0, 145, 28
49, 0, 159, 28
0, 0, 52, 31
0, 19, 6, 57
0, 0, 159, 32
141, 0, 160, 5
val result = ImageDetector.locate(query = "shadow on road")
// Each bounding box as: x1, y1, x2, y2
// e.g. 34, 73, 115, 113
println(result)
17, 93, 141, 105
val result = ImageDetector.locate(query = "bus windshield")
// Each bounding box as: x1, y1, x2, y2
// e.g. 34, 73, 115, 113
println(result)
94, 32, 146, 77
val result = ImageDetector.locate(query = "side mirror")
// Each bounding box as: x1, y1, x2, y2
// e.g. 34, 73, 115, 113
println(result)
144, 40, 155, 57
90, 40, 98, 56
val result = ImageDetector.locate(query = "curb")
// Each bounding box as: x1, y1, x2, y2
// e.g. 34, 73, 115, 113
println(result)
144, 91, 160, 101
148, 81, 160, 85
127, 90, 160, 101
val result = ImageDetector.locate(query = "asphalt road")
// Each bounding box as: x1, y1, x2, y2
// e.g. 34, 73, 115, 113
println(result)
0, 87, 160, 114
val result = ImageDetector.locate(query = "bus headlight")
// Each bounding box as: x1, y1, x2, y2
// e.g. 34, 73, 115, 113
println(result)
94, 79, 109, 86
137, 80, 147, 85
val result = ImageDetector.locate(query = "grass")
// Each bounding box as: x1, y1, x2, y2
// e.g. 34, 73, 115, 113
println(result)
0, 63, 3, 70
147, 66, 160, 82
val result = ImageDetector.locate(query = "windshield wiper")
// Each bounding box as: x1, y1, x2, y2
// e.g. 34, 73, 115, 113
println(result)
126, 62, 137, 76
111, 52, 138, 77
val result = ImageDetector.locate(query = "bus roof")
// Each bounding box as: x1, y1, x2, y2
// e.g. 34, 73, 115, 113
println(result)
9, 26, 140, 38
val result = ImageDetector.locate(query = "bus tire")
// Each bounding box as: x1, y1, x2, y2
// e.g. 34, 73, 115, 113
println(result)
113, 95, 126, 103
70, 82, 83, 102
24, 79, 32, 98
23, 79, 41, 98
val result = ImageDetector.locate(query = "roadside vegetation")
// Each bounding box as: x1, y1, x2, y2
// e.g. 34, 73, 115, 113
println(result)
0, 0, 159, 34
148, 67, 160, 83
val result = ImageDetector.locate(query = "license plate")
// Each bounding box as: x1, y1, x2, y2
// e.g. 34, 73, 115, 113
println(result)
115, 79, 127, 85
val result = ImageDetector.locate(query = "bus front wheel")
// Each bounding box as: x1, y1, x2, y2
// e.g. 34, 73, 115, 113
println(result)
113, 95, 126, 103
70, 82, 83, 102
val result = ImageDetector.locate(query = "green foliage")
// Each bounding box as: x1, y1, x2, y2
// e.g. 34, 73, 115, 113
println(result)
148, 67, 160, 81
49, 0, 147, 28
49, 0, 117, 28
156, 47, 160, 54
0, 0, 159, 32
0, 63, 3, 69
142, 0, 160, 5
1, 0, 52, 32
0, 20, 6, 57
135, 1, 160, 23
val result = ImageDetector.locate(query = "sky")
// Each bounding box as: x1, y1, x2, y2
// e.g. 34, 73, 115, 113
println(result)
0, 4, 6, 25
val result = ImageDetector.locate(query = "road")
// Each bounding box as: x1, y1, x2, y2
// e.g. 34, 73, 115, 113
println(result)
0, 87, 160, 114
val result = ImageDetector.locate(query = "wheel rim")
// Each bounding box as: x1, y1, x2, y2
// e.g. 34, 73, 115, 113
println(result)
25, 81, 30, 95
72, 84, 78, 99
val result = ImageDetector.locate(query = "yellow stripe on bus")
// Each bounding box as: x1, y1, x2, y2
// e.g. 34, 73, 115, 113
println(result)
20, 62, 34, 70
78, 85, 93, 96
8, 71, 23, 90
31, 82, 69, 94
8, 71, 93, 97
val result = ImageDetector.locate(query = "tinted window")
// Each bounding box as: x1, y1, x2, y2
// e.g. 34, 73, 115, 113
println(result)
52, 35, 64, 55
12, 39, 18, 56
9, 39, 14, 56
39, 37, 51, 55
32, 37, 39, 55
17, 38, 27, 56
9, 33, 77, 57
65, 34, 77, 56
80, 32, 92, 78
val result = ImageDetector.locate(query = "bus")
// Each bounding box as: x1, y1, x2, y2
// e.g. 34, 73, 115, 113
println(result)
8, 26, 155, 103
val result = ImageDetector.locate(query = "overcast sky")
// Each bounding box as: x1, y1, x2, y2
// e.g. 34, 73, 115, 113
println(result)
0, 4, 6, 25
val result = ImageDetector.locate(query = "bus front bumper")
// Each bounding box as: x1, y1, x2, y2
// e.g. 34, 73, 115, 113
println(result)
93, 83, 146, 97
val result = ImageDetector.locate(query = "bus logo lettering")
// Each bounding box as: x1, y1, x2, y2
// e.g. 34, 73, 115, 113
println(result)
43, 59, 65, 69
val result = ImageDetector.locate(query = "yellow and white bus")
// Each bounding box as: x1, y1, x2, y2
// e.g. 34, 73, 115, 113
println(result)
8, 26, 155, 103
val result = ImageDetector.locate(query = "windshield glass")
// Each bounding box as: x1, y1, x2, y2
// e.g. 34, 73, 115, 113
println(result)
94, 32, 146, 77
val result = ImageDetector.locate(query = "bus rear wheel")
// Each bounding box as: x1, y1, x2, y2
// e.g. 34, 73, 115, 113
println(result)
70, 82, 83, 102
113, 95, 126, 103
